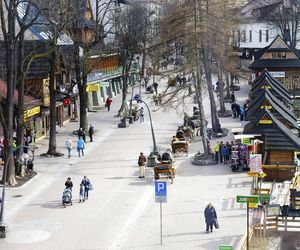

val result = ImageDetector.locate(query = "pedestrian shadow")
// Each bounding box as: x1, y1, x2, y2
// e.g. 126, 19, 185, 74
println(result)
29, 200, 66, 209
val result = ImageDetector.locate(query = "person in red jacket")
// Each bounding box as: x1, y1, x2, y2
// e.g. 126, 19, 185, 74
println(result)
105, 97, 112, 111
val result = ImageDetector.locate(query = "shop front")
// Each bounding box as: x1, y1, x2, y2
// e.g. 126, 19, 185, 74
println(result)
24, 105, 42, 142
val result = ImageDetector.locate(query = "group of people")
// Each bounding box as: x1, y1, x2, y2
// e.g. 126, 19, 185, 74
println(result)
213, 141, 234, 164
231, 96, 249, 122
64, 176, 92, 203
65, 125, 94, 158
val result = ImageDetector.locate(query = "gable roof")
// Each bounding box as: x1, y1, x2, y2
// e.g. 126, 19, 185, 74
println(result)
249, 36, 300, 69
250, 70, 291, 105
246, 88, 298, 129
244, 108, 300, 151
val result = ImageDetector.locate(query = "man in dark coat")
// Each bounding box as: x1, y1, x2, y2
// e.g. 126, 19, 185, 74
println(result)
153, 82, 158, 93
204, 203, 217, 233
88, 124, 94, 142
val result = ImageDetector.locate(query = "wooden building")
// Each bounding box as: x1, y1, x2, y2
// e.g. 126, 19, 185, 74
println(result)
244, 70, 300, 181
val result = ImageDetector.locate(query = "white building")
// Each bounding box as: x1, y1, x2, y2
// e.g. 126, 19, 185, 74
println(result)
236, 0, 283, 69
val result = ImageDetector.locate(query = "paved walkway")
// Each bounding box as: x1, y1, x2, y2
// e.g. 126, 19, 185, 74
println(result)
0, 78, 254, 250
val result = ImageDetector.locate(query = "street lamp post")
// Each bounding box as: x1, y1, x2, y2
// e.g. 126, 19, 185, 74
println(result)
134, 96, 159, 167
0, 145, 33, 238
141, 99, 158, 153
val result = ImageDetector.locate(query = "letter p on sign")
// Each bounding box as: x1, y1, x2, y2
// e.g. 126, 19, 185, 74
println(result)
155, 181, 167, 197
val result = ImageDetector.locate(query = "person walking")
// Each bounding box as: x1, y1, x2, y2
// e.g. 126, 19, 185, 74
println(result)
65, 138, 73, 159
204, 203, 217, 233
138, 152, 147, 178
88, 124, 94, 142
79, 184, 84, 202
153, 82, 158, 93
230, 91, 236, 103
105, 97, 112, 111
78, 128, 86, 142
139, 107, 144, 123
219, 141, 224, 163
214, 142, 220, 163
81, 176, 91, 201
77, 137, 85, 157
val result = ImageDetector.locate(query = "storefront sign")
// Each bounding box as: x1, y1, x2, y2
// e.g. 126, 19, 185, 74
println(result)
24, 106, 40, 119
236, 195, 259, 203
269, 71, 285, 78
86, 84, 99, 92
249, 154, 262, 172
43, 78, 50, 106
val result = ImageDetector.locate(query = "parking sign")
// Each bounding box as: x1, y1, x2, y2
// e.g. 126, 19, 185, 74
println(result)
155, 181, 167, 203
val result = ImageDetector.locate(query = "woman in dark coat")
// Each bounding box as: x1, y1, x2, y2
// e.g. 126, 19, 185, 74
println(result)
204, 203, 217, 233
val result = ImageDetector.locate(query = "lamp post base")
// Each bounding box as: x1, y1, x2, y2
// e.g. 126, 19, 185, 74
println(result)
0, 223, 8, 238
128, 116, 133, 124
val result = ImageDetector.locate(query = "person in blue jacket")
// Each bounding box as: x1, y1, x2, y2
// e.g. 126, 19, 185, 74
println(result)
77, 137, 85, 157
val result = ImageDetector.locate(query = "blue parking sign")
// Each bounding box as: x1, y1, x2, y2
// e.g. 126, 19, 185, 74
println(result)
155, 181, 167, 197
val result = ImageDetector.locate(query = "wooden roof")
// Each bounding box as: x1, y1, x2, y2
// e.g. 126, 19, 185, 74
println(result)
244, 108, 300, 151
246, 88, 298, 129
250, 36, 300, 69
250, 70, 291, 105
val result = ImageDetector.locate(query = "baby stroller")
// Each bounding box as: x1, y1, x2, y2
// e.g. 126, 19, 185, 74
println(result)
62, 188, 72, 207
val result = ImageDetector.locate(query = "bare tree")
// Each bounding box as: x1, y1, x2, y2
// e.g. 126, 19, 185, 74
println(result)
67, 0, 116, 131
0, 0, 44, 185
267, 0, 300, 48
115, 2, 153, 116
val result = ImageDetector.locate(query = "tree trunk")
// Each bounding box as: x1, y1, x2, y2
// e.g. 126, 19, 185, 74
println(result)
16, 33, 25, 176
225, 71, 230, 99
74, 44, 88, 131
203, 48, 220, 133
195, 70, 208, 155
47, 49, 57, 155
2, 0, 17, 185
218, 66, 226, 113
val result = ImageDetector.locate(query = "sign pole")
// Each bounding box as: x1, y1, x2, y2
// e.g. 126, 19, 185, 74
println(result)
160, 201, 162, 245
247, 203, 249, 250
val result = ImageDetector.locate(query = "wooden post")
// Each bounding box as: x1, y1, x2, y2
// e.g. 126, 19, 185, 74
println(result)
285, 216, 287, 232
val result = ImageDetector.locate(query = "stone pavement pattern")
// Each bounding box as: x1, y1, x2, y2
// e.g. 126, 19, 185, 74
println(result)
0, 80, 252, 250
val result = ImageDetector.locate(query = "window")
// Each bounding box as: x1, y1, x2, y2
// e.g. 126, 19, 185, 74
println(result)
241, 30, 246, 43
249, 30, 252, 42
272, 52, 287, 59
237, 30, 241, 43
266, 30, 269, 42
259, 30, 262, 42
